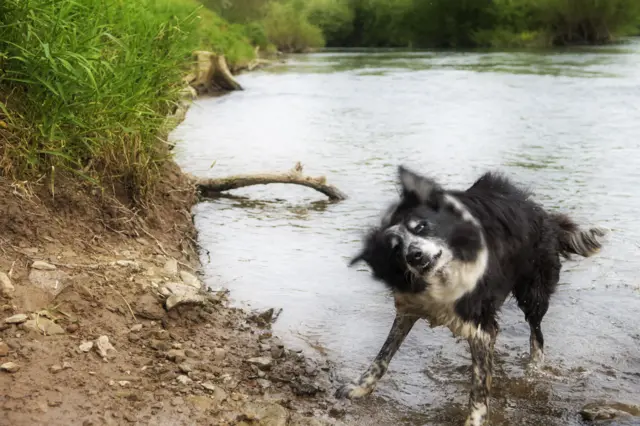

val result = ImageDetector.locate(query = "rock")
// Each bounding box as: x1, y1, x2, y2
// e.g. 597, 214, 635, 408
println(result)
79, 341, 94, 352
130, 324, 143, 332
118, 381, 131, 387
163, 258, 179, 276
166, 349, 186, 363
178, 363, 193, 374
149, 340, 171, 351
66, 323, 79, 333
4, 314, 28, 324
260, 344, 271, 352
179, 271, 201, 289
50, 364, 64, 374
94, 336, 116, 359
246, 357, 273, 371
22, 318, 66, 335
115, 260, 140, 269
1, 362, 19, 373
290, 378, 323, 397
176, 375, 192, 385
0, 273, 14, 295
580, 402, 640, 421
31, 261, 56, 271
241, 402, 289, 426
257, 379, 272, 390
163, 282, 208, 311
171, 397, 185, 407
201, 382, 217, 392
270, 345, 285, 360
185, 349, 200, 359
213, 348, 226, 361
0, 342, 9, 357
133, 293, 165, 320
28, 269, 70, 298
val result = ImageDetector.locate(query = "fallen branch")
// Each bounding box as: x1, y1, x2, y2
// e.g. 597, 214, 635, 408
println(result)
195, 162, 347, 201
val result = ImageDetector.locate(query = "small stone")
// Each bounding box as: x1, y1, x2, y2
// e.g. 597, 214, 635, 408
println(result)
171, 397, 184, 407
246, 357, 273, 371
4, 314, 28, 324
163, 259, 179, 276
48, 398, 62, 407
118, 381, 131, 387
258, 332, 272, 341
241, 402, 289, 426
0, 273, 14, 295
79, 341, 94, 352
165, 293, 207, 311
176, 374, 192, 385
62, 362, 72, 369
154, 330, 170, 340
66, 323, 79, 333
179, 271, 201, 289
166, 349, 186, 363
94, 335, 116, 359
123, 412, 137, 423
116, 260, 140, 269
31, 261, 56, 271
270, 346, 284, 359
149, 340, 171, 351
257, 379, 271, 390
178, 363, 193, 374
213, 348, 226, 361
130, 324, 143, 332
22, 318, 65, 335
0, 343, 8, 358
290, 378, 323, 396
259, 344, 271, 352
201, 382, 216, 392
1, 362, 19, 373
185, 349, 200, 359
133, 293, 165, 320
50, 364, 64, 374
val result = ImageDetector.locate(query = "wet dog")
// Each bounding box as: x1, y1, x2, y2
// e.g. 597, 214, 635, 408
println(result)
336, 166, 606, 426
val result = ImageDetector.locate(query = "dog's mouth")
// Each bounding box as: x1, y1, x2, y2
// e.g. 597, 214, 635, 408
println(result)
410, 250, 443, 274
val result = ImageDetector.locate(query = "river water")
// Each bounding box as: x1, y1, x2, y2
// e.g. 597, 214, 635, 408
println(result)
171, 42, 640, 425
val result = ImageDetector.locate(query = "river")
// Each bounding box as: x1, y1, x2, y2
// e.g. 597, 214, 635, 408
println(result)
170, 42, 640, 425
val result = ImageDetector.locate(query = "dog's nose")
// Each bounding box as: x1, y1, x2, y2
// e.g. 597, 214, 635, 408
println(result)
406, 246, 424, 267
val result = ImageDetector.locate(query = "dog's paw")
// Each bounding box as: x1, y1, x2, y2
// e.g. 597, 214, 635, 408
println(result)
334, 383, 372, 400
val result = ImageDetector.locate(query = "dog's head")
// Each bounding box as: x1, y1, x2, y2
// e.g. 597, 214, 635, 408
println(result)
351, 166, 483, 293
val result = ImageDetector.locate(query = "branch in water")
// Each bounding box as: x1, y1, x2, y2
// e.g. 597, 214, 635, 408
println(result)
195, 162, 347, 201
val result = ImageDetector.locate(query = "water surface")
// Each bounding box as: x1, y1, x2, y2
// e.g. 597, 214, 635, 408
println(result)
171, 43, 640, 425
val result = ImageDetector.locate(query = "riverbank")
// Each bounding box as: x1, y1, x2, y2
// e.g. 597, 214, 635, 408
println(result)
0, 155, 353, 425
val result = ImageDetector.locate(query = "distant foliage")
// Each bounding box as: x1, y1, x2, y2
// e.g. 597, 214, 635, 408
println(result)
262, 0, 325, 52
203, 0, 640, 49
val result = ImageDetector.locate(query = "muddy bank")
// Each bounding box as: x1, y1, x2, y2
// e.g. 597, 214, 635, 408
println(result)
0, 157, 415, 425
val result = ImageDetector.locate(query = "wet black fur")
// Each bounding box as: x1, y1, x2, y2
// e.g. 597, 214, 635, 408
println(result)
353, 169, 602, 350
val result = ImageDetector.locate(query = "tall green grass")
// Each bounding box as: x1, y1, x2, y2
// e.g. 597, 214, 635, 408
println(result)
0, 0, 254, 199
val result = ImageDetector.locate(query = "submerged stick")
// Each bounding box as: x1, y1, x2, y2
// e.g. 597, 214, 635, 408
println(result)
196, 162, 347, 201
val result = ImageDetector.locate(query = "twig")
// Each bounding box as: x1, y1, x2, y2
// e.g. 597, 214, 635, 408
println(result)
112, 288, 137, 323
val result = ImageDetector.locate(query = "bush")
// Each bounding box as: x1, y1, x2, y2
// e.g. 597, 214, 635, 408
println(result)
0, 0, 253, 197
262, 0, 325, 52
306, 0, 354, 46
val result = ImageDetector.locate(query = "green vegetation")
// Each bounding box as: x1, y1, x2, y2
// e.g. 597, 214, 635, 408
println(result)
211, 0, 640, 51
0, 0, 254, 198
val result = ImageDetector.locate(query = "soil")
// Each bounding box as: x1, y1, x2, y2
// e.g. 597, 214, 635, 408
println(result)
0, 160, 410, 426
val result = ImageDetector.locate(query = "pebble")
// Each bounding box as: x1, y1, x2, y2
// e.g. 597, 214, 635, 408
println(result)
213, 348, 226, 361
176, 375, 192, 385
179, 271, 201, 289
149, 340, 171, 351
116, 260, 140, 269
163, 259, 179, 276
130, 324, 143, 332
66, 323, 79, 333
185, 349, 200, 359
133, 293, 165, 320
50, 364, 64, 374
270, 346, 285, 359
23, 318, 66, 335
31, 261, 57, 271
171, 397, 184, 407
201, 382, 216, 392
178, 363, 193, 374
246, 357, 273, 371
79, 341, 94, 352
0, 273, 14, 295
4, 314, 28, 324
0, 342, 9, 357
1, 362, 19, 373
166, 349, 186, 363
94, 336, 116, 359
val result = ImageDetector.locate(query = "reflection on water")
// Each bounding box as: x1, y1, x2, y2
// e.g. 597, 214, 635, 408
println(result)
171, 41, 640, 425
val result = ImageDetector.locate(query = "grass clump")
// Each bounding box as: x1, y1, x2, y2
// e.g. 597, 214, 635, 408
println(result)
0, 0, 254, 200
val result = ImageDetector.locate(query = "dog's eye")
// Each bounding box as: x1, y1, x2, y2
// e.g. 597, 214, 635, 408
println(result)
414, 222, 427, 234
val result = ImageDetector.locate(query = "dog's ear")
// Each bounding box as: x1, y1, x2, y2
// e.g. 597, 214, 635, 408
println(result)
398, 165, 443, 209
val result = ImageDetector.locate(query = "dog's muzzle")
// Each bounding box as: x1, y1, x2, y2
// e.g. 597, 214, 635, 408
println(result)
406, 245, 442, 272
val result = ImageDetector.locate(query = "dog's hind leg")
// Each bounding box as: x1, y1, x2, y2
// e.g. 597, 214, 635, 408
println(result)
335, 312, 418, 400
465, 327, 496, 426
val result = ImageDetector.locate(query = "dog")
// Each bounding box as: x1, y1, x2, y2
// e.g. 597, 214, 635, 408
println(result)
336, 166, 606, 426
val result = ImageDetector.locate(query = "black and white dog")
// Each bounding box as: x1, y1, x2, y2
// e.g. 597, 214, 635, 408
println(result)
336, 166, 606, 426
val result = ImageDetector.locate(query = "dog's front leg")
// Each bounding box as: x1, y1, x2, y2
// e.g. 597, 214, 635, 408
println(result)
335, 312, 418, 400
465, 330, 495, 426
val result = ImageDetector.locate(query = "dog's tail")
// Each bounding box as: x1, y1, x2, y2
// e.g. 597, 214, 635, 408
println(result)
552, 213, 607, 259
